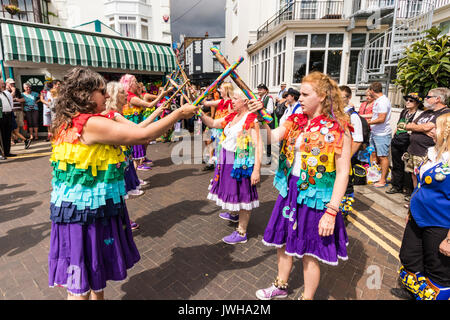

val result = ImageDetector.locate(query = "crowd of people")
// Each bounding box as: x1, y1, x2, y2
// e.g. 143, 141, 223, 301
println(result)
0, 65, 448, 301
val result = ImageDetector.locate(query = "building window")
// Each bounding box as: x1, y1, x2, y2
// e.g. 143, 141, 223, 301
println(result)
141, 25, 149, 40
261, 46, 271, 86
273, 37, 286, 86
348, 33, 370, 84
0, 0, 37, 22
120, 23, 136, 38
251, 53, 260, 89
213, 59, 222, 72
293, 33, 344, 83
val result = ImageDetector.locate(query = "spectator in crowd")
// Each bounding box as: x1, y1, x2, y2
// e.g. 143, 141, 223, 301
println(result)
405, 87, 450, 190
273, 91, 289, 128
48, 80, 61, 122
41, 81, 53, 141
386, 93, 423, 197
22, 83, 40, 141
276, 82, 287, 106
340, 86, 364, 218
278, 88, 301, 128
6, 78, 31, 149
257, 83, 275, 163
359, 89, 375, 119
0, 79, 15, 157
367, 82, 392, 188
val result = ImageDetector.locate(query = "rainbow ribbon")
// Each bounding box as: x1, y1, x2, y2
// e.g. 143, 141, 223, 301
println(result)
210, 47, 273, 123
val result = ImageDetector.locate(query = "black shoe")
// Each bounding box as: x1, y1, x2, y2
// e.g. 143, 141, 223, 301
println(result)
386, 186, 402, 194
6, 153, 17, 157
390, 287, 415, 300
202, 164, 215, 171
24, 139, 32, 149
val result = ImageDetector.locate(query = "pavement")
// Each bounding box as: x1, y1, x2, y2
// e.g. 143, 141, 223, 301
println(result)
0, 138, 411, 300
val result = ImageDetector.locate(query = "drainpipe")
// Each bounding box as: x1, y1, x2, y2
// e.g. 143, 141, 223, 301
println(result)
0, 61, 6, 81
8, 67, 13, 79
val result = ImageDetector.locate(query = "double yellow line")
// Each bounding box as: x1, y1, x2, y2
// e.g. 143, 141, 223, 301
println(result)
347, 209, 402, 261
8, 151, 52, 159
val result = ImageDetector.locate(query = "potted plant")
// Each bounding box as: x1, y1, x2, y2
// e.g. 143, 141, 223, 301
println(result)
4, 4, 20, 15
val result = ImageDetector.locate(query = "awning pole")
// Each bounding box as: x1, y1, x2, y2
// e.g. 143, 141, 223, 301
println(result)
0, 60, 6, 81
8, 66, 13, 79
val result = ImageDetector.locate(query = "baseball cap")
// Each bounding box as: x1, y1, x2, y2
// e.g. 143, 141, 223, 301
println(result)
5, 78, 15, 84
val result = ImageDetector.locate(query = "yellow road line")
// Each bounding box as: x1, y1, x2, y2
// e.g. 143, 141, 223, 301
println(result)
352, 209, 402, 248
346, 215, 400, 261
9, 152, 51, 159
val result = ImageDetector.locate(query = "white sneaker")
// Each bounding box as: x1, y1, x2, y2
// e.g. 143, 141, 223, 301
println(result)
139, 179, 148, 186
128, 189, 144, 197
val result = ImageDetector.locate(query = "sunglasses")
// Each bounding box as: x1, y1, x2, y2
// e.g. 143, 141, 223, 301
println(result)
97, 87, 107, 95
425, 95, 437, 100
406, 99, 416, 103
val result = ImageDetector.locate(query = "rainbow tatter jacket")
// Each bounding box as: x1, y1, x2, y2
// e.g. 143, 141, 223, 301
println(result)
217, 112, 258, 182
274, 113, 350, 210
49, 113, 127, 224
122, 104, 143, 124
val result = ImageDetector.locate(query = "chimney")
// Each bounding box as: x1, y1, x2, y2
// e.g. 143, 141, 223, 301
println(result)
205, 32, 209, 38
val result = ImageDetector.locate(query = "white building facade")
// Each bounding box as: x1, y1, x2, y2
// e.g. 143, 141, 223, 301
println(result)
225, 0, 450, 108
48, 0, 172, 43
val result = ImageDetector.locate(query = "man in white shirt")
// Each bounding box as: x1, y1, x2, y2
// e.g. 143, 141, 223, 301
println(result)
257, 83, 275, 162
0, 79, 16, 157
279, 88, 302, 127
367, 82, 392, 188
276, 82, 287, 105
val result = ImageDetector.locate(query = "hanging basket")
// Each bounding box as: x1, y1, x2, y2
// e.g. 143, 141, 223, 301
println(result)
4, 5, 20, 15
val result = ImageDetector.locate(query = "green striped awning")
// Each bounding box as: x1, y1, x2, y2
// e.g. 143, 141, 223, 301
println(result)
0, 21, 176, 73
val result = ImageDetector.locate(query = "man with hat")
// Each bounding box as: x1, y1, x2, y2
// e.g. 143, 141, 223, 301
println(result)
405, 88, 450, 191
276, 82, 287, 106
278, 88, 302, 127
386, 92, 423, 197
257, 83, 275, 163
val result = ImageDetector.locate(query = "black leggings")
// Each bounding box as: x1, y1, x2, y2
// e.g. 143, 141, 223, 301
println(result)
399, 217, 450, 287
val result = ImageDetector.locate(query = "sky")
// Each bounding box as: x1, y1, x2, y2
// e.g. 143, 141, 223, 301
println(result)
170, 0, 226, 45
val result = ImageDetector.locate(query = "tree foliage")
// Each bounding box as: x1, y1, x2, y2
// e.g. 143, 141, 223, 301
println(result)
395, 27, 450, 96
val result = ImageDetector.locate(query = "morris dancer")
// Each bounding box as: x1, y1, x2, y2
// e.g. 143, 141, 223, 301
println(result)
48, 67, 198, 300
200, 91, 262, 244
202, 82, 234, 170
397, 112, 450, 300
251, 72, 352, 300
120, 74, 171, 171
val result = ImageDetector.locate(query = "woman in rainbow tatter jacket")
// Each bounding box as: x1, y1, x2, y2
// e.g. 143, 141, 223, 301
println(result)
251, 72, 352, 300
48, 67, 198, 300
397, 112, 450, 300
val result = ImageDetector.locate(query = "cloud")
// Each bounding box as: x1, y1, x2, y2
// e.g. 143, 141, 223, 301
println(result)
170, 0, 226, 43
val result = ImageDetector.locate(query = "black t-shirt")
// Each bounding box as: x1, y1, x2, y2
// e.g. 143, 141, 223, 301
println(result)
408, 107, 450, 156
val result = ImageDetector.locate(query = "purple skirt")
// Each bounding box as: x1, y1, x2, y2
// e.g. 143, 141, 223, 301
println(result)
132, 144, 146, 160
124, 160, 141, 192
207, 148, 259, 212
48, 205, 140, 296
262, 175, 348, 266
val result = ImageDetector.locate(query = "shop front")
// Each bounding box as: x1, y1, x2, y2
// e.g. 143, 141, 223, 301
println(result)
0, 17, 177, 132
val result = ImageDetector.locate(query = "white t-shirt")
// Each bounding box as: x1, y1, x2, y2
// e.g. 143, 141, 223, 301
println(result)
345, 106, 363, 143
291, 133, 305, 177
279, 102, 302, 127
0, 90, 14, 112
370, 95, 392, 136
420, 147, 449, 180
221, 112, 256, 152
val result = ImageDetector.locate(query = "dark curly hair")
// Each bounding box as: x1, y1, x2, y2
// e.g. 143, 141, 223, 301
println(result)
51, 67, 106, 136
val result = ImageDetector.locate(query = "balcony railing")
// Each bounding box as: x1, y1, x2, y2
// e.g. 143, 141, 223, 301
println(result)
352, 0, 450, 19
257, 1, 344, 40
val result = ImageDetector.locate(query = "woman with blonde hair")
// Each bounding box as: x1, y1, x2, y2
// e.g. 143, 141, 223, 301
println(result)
251, 71, 352, 300
396, 112, 450, 300
200, 90, 262, 244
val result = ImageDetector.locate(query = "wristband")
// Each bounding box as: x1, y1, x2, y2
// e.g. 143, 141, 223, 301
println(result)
326, 210, 337, 217
326, 203, 340, 213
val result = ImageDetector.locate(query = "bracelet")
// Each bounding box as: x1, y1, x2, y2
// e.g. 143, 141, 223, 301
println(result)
326, 203, 340, 213
326, 210, 337, 217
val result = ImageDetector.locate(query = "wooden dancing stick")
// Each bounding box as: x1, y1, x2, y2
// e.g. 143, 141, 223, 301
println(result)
161, 79, 190, 109
210, 47, 273, 123
167, 76, 192, 104
174, 56, 197, 101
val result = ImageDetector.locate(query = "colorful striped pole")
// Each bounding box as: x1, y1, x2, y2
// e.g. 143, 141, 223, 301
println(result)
210, 47, 273, 123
